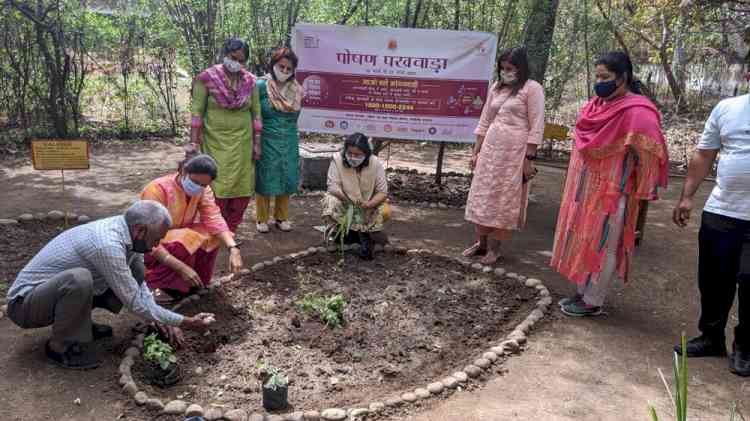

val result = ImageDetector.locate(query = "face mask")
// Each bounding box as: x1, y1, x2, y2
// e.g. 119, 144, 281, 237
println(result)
594, 79, 619, 98
273, 65, 292, 82
133, 238, 152, 254
223, 57, 241, 73
346, 154, 365, 167
181, 176, 205, 197
500, 70, 517, 84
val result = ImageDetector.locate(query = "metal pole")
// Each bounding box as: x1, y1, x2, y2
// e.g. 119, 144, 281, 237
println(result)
62, 169, 68, 228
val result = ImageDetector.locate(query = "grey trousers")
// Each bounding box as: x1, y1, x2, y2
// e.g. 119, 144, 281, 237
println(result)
8, 268, 123, 345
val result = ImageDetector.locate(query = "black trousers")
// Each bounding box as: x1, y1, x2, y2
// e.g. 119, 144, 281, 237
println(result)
698, 211, 750, 346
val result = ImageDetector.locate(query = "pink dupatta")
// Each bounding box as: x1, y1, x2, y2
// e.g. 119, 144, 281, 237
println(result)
196, 64, 257, 110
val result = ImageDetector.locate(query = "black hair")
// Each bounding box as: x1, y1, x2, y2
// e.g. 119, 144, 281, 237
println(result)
180, 154, 218, 180
268, 47, 299, 81
496, 47, 530, 96
342, 132, 372, 170
595, 51, 642, 94
222, 38, 250, 63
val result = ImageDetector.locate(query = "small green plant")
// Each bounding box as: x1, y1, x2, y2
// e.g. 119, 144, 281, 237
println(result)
296, 293, 347, 328
256, 361, 288, 391
143, 333, 177, 370
332, 203, 365, 259
648, 332, 745, 421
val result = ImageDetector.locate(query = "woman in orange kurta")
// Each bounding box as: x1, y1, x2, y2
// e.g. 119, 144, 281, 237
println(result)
551, 52, 668, 317
464, 47, 545, 265
141, 154, 243, 300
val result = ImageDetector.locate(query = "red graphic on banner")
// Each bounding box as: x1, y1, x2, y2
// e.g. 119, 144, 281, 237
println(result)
298, 71, 487, 118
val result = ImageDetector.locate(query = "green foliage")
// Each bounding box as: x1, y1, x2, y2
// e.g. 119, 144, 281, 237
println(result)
256, 360, 289, 391
143, 333, 177, 370
296, 293, 347, 328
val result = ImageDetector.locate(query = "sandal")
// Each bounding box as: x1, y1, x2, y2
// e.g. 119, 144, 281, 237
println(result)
462, 242, 487, 257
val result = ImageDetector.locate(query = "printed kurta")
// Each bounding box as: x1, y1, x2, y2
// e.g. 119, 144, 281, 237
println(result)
550, 94, 668, 285
465, 80, 545, 235
192, 79, 261, 198
255, 78, 301, 196
141, 173, 231, 292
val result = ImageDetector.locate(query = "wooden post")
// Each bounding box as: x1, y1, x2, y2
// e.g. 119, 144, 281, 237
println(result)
62, 169, 69, 228
435, 142, 446, 185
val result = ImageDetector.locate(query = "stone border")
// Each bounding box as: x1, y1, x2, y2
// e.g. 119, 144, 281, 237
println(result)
0, 210, 92, 226
118, 246, 552, 421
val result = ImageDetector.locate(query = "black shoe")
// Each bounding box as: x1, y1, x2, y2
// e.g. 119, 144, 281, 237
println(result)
729, 343, 750, 377
674, 334, 727, 357
92, 323, 113, 341
45, 341, 101, 370
358, 233, 374, 261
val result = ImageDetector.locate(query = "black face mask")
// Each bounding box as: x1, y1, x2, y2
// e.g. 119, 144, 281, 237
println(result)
594, 79, 619, 98
132, 238, 152, 254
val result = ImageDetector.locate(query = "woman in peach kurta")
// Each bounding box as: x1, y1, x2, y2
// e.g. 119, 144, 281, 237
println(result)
464, 47, 545, 264
141, 154, 243, 300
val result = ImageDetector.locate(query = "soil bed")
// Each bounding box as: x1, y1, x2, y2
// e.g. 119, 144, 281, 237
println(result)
133, 251, 536, 413
0, 221, 64, 295
387, 169, 470, 207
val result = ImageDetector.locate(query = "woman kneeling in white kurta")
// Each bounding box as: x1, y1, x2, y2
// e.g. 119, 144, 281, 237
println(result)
322, 133, 391, 260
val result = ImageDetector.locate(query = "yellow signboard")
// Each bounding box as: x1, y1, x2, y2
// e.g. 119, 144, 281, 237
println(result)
31, 139, 90, 170
543, 123, 569, 141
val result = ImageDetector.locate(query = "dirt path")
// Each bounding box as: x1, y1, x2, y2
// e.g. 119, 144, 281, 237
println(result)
1, 141, 748, 420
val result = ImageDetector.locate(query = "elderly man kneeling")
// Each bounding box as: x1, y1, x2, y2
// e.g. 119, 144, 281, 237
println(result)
5, 200, 215, 370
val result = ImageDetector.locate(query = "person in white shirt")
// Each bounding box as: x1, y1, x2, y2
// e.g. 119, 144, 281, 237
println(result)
673, 91, 750, 377
6, 200, 215, 370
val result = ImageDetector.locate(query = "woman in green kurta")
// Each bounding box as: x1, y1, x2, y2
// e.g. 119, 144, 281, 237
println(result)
254, 47, 303, 233
188, 38, 262, 233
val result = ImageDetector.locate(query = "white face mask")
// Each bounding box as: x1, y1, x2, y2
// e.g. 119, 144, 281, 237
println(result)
500, 70, 517, 85
223, 57, 242, 73
273, 65, 292, 82
346, 154, 365, 167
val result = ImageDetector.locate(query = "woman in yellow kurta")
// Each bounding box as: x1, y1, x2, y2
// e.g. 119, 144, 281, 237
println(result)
142, 154, 243, 300
188, 38, 262, 233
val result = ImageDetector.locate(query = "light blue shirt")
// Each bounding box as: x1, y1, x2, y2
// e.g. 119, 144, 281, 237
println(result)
8, 216, 184, 326
697, 94, 750, 221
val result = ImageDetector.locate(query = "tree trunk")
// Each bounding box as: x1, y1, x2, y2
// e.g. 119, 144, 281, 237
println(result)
522, 0, 561, 82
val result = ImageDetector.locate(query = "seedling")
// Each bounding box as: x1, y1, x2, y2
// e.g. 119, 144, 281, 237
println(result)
296, 293, 346, 328
143, 333, 177, 370
256, 361, 288, 391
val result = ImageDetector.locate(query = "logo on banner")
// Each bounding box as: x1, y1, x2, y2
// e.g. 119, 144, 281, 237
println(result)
384, 124, 393, 133
428, 127, 438, 135
477, 42, 489, 55
388, 40, 398, 50
339, 121, 349, 130
304, 36, 319, 48
324, 120, 335, 129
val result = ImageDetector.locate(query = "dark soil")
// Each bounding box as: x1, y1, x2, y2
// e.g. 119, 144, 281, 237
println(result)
387, 169, 471, 207
0, 221, 64, 295
132, 251, 536, 413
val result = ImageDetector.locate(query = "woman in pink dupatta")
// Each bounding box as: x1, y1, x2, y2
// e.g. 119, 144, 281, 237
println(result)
141, 154, 243, 301
551, 52, 669, 317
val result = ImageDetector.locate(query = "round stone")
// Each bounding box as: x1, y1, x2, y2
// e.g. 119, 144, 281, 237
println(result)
471, 263, 483, 271
452, 371, 468, 383
368, 402, 385, 413
0, 219, 18, 225
47, 210, 65, 220
429, 202, 438, 208
251, 263, 265, 271
482, 266, 493, 273
303, 411, 321, 420
402, 392, 418, 403
474, 358, 491, 369
18, 213, 34, 222
273, 256, 283, 263
118, 363, 131, 376
164, 400, 188, 414
502, 339, 521, 354
186, 404, 204, 417
134, 391, 148, 406
224, 409, 249, 421
490, 346, 505, 355
483, 351, 499, 362
506, 272, 519, 280
459, 259, 472, 268
118, 374, 132, 386
146, 398, 164, 411
517, 322, 531, 334
494, 268, 506, 277
123, 381, 138, 397
539, 297, 553, 307
250, 414, 265, 421
525, 278, 542, 288
205, 408, 223, 420
464, 365, 482, 378
427, 381, 444, 394
385, 396, 403, 407
268, 415, 285, 421
531, 309, 545, 320
350, 408, 369, 418
285, 411, 304, 421
509, 330, 527, 344
307, 246, 318, 253
34, 213, 46, 220
539, 288, 551, 297
441, 376, 458, 389
415, 388, 431, 399
321, 408, 347, 420
124, 347, 140, 358
77, 215, 91, 224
